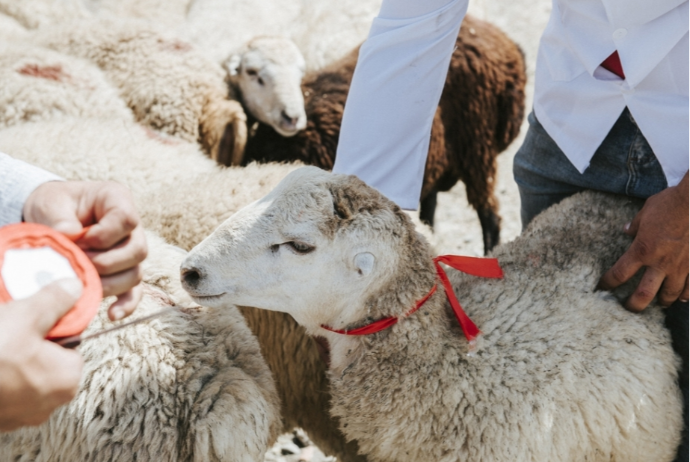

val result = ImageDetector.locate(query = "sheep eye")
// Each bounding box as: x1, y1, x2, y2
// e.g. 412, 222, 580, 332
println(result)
286, 241, 314, 254
246, 69, 258, 77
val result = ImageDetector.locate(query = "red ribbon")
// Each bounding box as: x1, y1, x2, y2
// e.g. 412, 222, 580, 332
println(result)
321, 255, 503, 342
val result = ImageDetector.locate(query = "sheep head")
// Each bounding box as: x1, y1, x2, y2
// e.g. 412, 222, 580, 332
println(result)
225, 36, 307, 137
181, 167, 435, 334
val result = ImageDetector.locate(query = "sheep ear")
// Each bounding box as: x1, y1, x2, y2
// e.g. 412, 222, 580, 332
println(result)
354, 252, 375, 276
224, 54, 242, 76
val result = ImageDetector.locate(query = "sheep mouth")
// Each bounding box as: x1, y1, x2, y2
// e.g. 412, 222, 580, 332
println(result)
189, 292, 226, 302
273, 116, 306, 137
274, 124, 302, 137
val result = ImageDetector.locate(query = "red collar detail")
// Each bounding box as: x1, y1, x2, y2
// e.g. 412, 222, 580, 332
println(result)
321, 255, 503, 342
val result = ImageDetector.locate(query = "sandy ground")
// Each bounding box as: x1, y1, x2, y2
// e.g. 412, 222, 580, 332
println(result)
265, 0, 552, 460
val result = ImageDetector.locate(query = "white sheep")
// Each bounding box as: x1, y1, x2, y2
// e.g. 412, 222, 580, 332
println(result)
32, 18, 248, 165
0, 233, 281, 462
180, 166, 683, 462
0, 41, 132, 130
28, 19, 312, 164
0, 119, 379, 461
224, 36, 307, 137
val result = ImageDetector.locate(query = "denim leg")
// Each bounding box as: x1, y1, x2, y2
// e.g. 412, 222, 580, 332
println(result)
513, 112, 584, 227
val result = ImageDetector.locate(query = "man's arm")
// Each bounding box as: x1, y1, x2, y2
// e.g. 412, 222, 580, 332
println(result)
333, 0, 469, 210
0, 152, 62, 225
599, 171, 689, 310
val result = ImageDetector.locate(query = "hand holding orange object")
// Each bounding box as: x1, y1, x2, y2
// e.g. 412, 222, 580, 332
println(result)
0, 280, 84, 432
23, 181, 148, 320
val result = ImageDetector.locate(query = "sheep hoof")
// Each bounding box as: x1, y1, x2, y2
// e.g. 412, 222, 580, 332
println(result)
478, 207, 501, 254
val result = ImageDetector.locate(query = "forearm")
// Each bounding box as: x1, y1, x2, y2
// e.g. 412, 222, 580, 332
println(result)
333, 0, 469, 210
0, 152, 62, 226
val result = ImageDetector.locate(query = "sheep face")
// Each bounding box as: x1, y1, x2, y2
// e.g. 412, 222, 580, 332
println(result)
225, 37, 307, 137
181, 167, 423, 333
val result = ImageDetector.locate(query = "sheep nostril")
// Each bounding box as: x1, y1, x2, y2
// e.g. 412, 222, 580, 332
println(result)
281, 110, 298, 127
181, 267, 203, 287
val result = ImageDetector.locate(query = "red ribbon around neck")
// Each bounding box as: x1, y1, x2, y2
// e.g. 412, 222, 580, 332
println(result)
321, 255, 503, 342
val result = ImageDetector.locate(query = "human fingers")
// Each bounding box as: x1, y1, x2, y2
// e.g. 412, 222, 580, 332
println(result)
680, 277, 689, 303
107, 284, 143, 321
80, 184, 140, 250
22, 182, 83, 236
100, 266, 143, 298
625, 267, 665, 312
84, 226, 148, 276
27, 343, 84, 421
657, 272, 688, 306
10, 279, 84, 335
623, 211, 642, 237
598, 250, 643, 291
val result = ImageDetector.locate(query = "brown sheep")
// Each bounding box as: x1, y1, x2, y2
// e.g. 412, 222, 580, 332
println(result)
242, 14, 526, 253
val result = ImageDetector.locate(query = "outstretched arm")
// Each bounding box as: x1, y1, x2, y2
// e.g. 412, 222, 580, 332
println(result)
333, 0, 469, 210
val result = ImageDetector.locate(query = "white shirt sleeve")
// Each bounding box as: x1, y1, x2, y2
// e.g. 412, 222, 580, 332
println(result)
333, 0, 469, 210
0, 152, 63, 225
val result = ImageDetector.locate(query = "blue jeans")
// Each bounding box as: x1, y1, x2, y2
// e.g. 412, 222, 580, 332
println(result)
514, 109, 668, 226
514, 109, 688, 461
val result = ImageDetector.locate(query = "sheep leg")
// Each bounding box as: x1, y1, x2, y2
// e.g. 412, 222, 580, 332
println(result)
462, 162, 501, 254
476, 204, 501, 254
419, 190, 438, 227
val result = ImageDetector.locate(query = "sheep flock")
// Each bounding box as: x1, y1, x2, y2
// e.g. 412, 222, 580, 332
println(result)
0, 0, 683, 461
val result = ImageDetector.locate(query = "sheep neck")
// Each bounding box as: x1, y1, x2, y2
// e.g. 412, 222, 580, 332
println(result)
320, 284, 438, 336
321, 255, 503, 375
321, 256, 501, 340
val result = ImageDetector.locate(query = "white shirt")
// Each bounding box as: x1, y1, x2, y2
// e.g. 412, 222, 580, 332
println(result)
0, 152, 62, 225
334, 0, 689, 209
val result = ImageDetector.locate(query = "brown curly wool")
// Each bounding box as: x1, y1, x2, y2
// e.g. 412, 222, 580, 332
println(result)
243, 15, 526, 253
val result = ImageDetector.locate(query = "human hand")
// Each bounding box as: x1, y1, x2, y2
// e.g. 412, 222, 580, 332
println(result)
599, 173, 689, 311
0, 279, 84, 432
23, 181, 148, 320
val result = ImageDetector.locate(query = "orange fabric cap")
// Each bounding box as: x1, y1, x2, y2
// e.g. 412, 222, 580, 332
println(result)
0, 223, 102, 339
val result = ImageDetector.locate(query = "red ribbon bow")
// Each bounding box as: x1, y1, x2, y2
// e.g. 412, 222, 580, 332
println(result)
321, 255, 503, 342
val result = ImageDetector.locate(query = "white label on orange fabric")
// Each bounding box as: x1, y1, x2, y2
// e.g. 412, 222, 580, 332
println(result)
2, 247, 77, 300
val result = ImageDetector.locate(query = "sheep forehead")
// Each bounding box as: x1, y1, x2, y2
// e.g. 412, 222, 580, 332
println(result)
246, 36, 305, 68
261, 167, 334, 222
260, 167, 406, 240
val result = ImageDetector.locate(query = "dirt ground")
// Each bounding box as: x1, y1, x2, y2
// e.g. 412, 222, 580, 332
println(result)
265, 0, 553, 460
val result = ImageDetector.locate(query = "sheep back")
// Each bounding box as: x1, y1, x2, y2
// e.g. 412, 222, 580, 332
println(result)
329, 191, 681, 462
0, 42, 132, 130
429, 14, 526, 200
